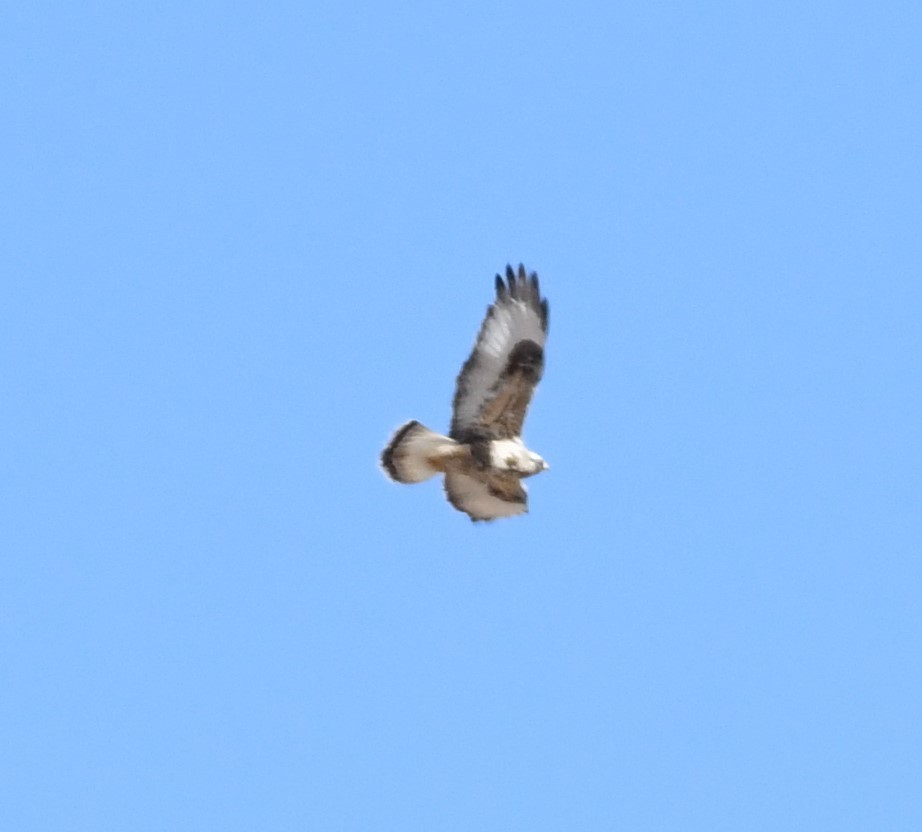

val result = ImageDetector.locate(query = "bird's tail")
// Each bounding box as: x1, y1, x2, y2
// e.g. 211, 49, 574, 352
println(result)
380, 420, 459, 483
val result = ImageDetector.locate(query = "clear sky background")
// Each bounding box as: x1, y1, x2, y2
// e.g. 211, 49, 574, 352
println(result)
2, 2, 921, 830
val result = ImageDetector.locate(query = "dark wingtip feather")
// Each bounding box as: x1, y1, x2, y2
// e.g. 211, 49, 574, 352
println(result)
495, 274, 506, 298
493, 263, 548, 330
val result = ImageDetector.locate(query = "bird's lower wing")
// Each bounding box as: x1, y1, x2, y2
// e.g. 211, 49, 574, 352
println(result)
444, 470, 527, 522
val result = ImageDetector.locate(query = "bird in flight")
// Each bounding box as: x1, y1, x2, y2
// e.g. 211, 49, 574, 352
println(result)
381, 264, 549, 521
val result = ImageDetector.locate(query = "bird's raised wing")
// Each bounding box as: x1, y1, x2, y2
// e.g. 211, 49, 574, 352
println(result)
444, 469, 528, 522
450, 264, 549, 440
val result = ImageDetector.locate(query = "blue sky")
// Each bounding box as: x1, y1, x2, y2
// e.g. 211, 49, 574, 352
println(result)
2, 2, 921, 829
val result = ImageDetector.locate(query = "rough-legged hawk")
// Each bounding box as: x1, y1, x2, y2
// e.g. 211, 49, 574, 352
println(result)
381, 264, 549, 521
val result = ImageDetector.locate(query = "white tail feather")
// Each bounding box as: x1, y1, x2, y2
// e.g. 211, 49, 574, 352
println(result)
381, 421, 459, 483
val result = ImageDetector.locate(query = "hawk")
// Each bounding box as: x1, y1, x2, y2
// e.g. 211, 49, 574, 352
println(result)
381, 264, 549, 521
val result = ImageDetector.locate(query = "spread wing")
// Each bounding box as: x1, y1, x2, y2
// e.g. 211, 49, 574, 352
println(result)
450, 264, 549, 440
444, 469, 528, 522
